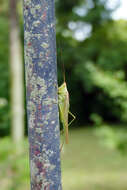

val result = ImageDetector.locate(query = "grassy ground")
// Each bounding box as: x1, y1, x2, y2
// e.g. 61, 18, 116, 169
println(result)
62, 128, 127, 190
0, 128, 127, 190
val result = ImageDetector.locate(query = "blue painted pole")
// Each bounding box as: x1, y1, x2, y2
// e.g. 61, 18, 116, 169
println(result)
23, 0, 62, 189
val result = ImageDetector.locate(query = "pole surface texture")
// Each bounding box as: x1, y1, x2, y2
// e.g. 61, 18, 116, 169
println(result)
24, 0, 62, 189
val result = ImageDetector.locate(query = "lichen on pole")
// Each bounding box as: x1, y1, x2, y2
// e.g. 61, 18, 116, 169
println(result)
23, 0, 62, 189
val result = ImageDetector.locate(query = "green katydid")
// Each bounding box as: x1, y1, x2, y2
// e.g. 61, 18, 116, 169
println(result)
58, 81, 75, 144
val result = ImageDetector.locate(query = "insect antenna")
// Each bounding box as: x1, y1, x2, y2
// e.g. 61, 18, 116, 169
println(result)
62, 57, 66, 83
57, 40, 66, 83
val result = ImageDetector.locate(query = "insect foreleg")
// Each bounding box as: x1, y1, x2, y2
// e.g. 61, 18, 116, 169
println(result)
68, 111, 76, 126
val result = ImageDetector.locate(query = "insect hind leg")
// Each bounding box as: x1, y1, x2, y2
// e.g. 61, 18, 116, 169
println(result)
68, 111, 76, 126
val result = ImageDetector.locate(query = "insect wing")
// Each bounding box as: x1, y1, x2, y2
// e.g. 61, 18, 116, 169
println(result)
58, 83, 69, 144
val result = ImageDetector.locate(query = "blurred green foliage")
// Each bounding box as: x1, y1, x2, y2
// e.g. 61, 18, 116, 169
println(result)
0, 138, 29, 190
0, 16, 10, 136
56, 0, 127, 126
95, 124, 127, 153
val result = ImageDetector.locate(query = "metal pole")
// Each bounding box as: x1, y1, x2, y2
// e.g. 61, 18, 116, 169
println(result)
24, 0, 62, 189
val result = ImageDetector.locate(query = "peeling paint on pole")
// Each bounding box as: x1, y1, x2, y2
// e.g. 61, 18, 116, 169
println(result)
23, 0, 62, 189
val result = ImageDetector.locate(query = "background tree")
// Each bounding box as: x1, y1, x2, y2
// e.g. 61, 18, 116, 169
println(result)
9, 0, 24, 142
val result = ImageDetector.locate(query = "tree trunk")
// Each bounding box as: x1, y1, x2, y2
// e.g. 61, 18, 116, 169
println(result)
24, 0, 62, 189
9, 0, 24, 142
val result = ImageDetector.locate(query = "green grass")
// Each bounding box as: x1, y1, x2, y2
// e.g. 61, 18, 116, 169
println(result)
0, 138, 30, 190
0, 128, 127, 190
61, 128, 127, 190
